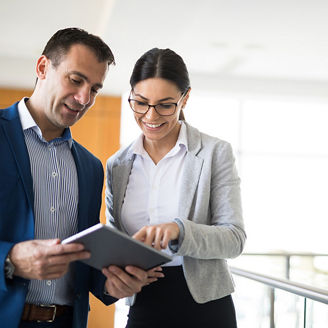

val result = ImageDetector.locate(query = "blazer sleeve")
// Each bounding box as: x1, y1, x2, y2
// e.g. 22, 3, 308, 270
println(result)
175, 141, 246, 260
0, 242, 16, 292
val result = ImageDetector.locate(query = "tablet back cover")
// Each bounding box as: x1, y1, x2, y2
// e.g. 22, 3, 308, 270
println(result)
62, 223, 172, 271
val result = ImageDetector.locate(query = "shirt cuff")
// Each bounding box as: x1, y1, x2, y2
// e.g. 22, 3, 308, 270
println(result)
169, 218, 185, 253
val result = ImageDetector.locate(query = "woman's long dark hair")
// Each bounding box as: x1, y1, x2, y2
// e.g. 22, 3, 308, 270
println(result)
130, 48, 190, 120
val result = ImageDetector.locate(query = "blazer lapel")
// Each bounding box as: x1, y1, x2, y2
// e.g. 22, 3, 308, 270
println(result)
112, 159, 133, 232
179, 153, 203, 220
1, 104, 34, 209
71, 143, 89, 232
179, 123, 203, 220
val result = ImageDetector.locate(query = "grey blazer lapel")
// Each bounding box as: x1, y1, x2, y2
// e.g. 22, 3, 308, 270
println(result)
179, 153, 203, 220
112, 158, 134, 232
179, 123, 203, 220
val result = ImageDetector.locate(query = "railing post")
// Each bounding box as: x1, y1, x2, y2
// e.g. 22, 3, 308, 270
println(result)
303, 298, 307, 328
285, 255, 291, 280
270, 287, 275, 328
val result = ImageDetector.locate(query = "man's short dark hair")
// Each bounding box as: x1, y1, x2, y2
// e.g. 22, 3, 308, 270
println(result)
42, 27, 115, 67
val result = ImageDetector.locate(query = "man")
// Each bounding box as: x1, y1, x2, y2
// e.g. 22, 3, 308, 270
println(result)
0, 28, 159, 328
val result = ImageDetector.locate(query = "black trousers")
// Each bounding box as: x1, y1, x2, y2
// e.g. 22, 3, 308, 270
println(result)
126, 266, 237, 328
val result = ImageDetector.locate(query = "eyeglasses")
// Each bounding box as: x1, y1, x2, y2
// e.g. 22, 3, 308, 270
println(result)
128, 92, 185, 116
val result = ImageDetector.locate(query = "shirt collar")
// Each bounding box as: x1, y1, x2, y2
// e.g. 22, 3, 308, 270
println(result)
177, 121, 188, 151
132, 121, 188, 158
18, 97, 73, 148
131, 133, 147, 156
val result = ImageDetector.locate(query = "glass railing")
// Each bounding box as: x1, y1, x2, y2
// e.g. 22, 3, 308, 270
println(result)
230, 253, 328, 327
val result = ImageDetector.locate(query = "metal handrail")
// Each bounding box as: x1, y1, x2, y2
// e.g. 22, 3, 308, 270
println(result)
230, 266, 328, 304
242, 252, 328, 257
239, 252, 328, 279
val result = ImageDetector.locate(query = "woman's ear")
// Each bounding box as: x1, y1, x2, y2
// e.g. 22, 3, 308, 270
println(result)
181, 88, 191, 109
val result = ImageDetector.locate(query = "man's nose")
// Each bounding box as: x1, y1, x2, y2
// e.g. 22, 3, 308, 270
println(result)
74, 87, 91, 106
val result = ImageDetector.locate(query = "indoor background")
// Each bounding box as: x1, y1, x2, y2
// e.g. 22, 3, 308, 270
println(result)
1, 0, 327, 327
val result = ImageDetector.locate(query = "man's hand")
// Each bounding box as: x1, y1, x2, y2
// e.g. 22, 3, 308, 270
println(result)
102, 265, 164, 299
9, 239, 90, 280
133, 223, 180, 250
145, 266, 164, 285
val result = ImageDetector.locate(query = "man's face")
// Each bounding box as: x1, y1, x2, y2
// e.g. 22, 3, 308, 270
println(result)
39, 44, 108, 131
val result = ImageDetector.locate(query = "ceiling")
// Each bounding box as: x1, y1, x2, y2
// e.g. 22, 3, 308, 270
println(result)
1, 0, 328, 98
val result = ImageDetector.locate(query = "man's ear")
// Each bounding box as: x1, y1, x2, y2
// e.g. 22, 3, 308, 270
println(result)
36, 55, 50, 80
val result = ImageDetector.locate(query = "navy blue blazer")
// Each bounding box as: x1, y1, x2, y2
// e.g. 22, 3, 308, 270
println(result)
0, 102, 115, 327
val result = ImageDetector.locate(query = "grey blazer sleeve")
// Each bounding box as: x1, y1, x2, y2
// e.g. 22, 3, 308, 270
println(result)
175, 140, 246, 260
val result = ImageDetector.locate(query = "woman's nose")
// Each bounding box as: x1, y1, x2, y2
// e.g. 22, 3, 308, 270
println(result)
144, 106, 160, 120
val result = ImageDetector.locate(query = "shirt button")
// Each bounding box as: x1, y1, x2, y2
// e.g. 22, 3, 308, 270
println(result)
52, 171, 58, 178
50, 206, 55, 213
46, 280, 52, 286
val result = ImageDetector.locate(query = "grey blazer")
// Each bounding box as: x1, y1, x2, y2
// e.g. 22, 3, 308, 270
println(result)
105, 122, 246, 304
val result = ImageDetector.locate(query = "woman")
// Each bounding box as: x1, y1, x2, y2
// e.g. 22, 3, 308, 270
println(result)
105, 48, 246, 328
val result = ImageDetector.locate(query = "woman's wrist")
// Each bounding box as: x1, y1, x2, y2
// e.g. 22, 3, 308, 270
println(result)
169, 218, 185, 252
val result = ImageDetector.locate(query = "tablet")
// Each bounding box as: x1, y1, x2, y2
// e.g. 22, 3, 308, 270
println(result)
62, 223, 172, 271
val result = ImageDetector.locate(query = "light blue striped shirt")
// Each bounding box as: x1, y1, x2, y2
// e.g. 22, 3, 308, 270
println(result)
18, 98, 78, 306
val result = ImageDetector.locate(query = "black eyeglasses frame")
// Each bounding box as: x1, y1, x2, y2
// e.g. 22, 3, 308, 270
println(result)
128, 91, 187, 117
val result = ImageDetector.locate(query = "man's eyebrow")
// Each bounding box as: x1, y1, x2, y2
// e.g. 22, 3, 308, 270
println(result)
70, 71, 103, 89
133, 93, 175, 102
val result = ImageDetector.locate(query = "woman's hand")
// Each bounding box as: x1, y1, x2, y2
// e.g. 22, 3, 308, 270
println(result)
133, 222, 180, 250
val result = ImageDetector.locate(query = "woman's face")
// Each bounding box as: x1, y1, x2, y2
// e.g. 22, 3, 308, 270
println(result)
131, 78, 189, 147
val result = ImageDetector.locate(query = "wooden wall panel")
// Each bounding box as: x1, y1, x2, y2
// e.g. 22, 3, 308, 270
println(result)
0, 88, 120, 328
71, 95, 121, 170
0, 88, 33, 107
